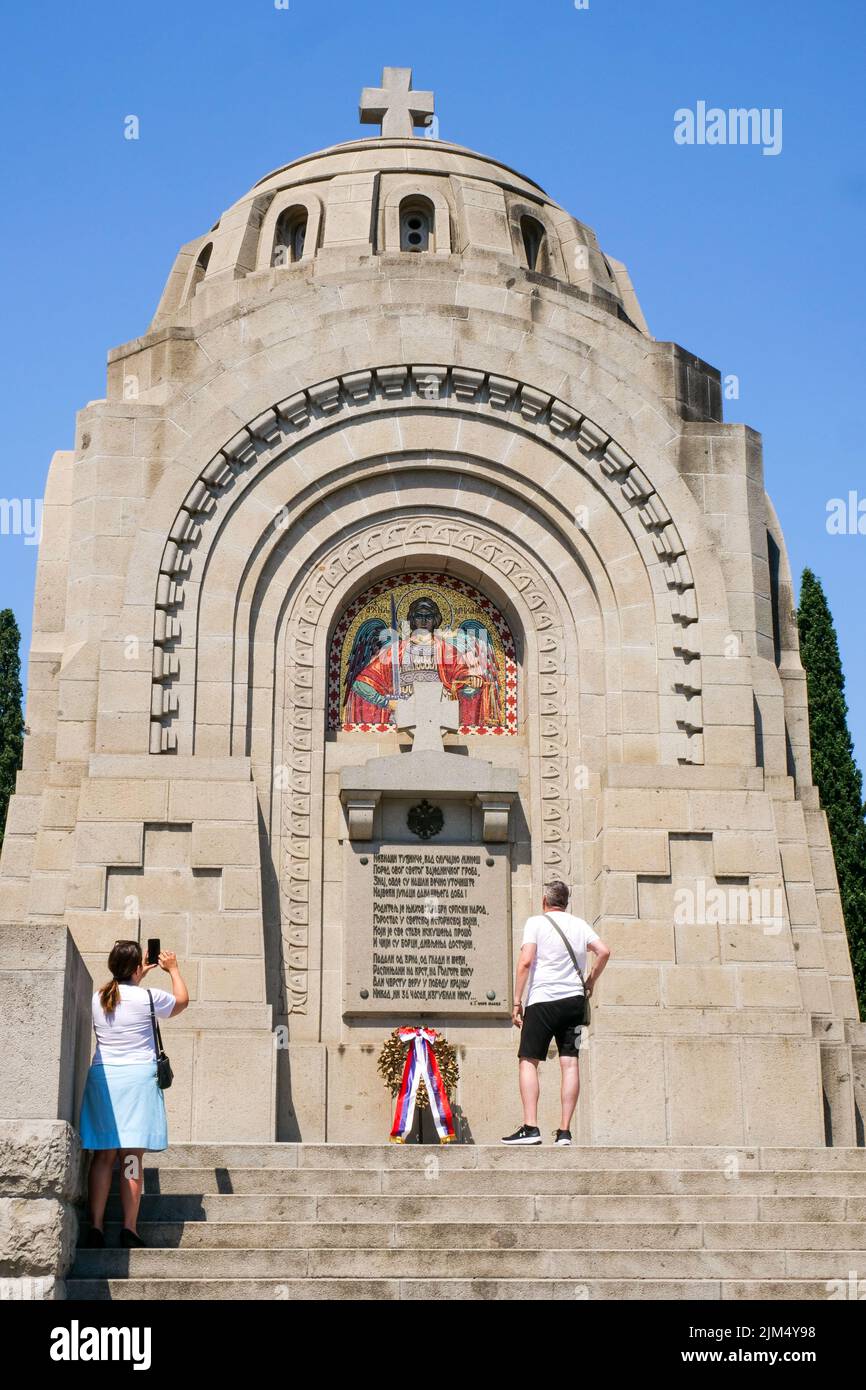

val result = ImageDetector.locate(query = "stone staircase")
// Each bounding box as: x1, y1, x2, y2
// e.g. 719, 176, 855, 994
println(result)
67, 1143, 866, 1300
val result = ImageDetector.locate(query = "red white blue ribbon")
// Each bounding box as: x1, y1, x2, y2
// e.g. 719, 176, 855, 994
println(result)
389, 1027, 456, 1143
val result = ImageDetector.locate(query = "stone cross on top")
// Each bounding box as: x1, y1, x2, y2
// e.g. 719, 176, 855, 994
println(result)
359, 67, 434, 138
394, 682, 459, 754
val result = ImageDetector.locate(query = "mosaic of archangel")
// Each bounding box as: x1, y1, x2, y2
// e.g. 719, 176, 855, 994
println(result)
328, 572, 518, 735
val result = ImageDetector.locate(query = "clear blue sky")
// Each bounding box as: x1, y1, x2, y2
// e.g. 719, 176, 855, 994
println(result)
1, 0, 864, 772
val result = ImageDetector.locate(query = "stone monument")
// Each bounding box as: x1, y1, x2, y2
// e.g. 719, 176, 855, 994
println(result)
1, 66, 864, 1161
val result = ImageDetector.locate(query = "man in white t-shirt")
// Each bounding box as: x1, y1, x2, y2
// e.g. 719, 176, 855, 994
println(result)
502, 880, 610, 1146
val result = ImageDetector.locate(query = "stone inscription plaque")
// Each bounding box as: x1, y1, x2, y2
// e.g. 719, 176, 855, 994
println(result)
343, 843, 510, 1015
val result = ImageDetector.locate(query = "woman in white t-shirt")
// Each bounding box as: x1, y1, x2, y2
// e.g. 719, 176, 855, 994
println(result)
79, 939, 188, 1249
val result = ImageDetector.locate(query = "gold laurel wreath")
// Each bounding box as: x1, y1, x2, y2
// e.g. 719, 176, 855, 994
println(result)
376, 1029, 459, 1111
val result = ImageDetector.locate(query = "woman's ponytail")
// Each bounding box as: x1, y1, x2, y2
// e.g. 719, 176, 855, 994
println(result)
99, 940, 142, 1015
98, 979, 120, 1013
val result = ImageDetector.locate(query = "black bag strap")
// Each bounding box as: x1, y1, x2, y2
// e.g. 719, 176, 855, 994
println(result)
544, 913, 587, 992
147, 988, 166, 1057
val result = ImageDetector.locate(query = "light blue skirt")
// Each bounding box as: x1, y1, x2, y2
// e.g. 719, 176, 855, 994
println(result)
79, 1062, 168, 1151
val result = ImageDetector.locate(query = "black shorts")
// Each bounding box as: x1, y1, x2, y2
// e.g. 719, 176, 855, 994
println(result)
518, 994, 585, 1061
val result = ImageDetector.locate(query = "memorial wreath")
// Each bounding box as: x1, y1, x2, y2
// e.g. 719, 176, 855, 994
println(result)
377, 1027, 459, 1143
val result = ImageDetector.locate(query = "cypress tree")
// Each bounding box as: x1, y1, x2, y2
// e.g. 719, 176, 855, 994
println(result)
797, 569, 866, 1019
0, 609, 25, 853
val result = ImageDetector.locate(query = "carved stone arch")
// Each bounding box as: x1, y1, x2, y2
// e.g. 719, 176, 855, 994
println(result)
135, 365, 728, 764
380, 179, 453, 255
122, 355, 728, 633
266, 507, 580, 784
505, 197, 569, 280
180, 192, 273, 292
182, 447, 654, 768
150, 442, 680, 763
255, 190, 323, 270
236, 466, 638, 768
180, 236, 214, 303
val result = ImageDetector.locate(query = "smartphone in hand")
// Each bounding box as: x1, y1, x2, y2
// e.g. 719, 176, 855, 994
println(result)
146, 938, 161, 966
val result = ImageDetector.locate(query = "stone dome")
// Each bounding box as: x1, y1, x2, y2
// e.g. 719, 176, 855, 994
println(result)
150, 134, 649, 336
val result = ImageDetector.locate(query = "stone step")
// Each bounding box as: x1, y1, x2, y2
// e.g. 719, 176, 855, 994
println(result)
101, 1191, 866, 1222
74, 1245, 850, 1280
62, 1277, 840, 1302
116, 1166, 866, 1197
88, 1219, 866, 1251
71, 1247, 866, 1283
138, 1143, 866, 1171
75, 1144, 866, 1301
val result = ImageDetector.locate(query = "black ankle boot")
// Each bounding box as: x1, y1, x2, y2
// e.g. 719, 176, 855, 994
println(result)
119, 1228, 145, 1248
85, 1227, 105, 1248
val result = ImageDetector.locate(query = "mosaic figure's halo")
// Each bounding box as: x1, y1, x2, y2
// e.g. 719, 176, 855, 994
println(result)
395, 585, 454, 632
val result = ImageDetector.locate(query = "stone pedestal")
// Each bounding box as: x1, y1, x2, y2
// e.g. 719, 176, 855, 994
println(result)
0, 925, 91, 1297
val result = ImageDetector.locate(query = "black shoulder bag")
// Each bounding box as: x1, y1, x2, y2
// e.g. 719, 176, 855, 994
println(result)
147, 989, 174, 1090
544, 914, 591, 1026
